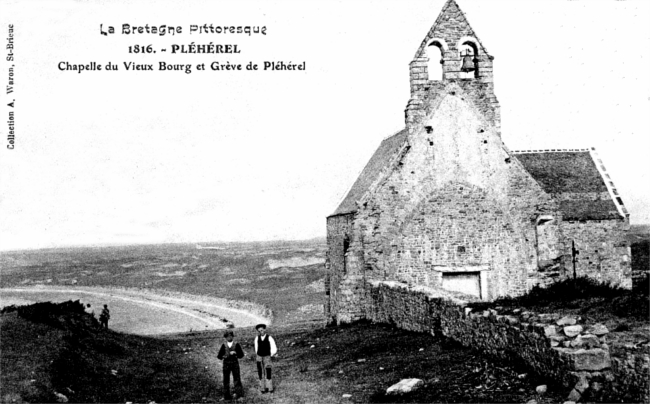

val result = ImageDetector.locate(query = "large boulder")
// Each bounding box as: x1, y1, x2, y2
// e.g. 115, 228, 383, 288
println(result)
386, 379, 424, 395
570, 334, 601, 349
544, 325, 558, 337
587, 323, 609, 336
564, 325, 584, 337
565, 348, 611, 371
557, 316, 577, 326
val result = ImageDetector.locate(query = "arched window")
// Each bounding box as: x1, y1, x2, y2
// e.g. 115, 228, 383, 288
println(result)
459, 41, 479, 79
426, 41, 444, 81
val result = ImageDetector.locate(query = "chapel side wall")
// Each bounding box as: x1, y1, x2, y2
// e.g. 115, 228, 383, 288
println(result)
326, 213, 366, 323
561, 219, 632, 288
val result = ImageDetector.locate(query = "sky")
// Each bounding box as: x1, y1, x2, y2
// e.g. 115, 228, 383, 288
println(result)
0, 0, 648, 251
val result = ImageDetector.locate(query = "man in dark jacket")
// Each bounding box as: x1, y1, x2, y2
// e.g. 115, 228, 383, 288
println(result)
253, 323, 277, 393
217, 330, 245, 400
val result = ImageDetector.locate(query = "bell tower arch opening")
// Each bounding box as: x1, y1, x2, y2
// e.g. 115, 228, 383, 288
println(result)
426, 39, 446, 81
459, 40, 479, 79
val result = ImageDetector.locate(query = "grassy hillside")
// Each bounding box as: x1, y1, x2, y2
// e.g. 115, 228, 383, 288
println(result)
0, 301, 214, 403
1, 301, 565, 404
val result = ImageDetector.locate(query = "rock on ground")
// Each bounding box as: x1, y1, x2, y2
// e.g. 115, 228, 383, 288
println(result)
386, 378, 424, 395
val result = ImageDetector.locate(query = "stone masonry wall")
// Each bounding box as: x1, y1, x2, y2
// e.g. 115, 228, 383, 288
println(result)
353, 86, 559, 301
326, 213, 366, 323
364, 280, 650, 403
561, 219, 632, 288
406, 80, 500, 136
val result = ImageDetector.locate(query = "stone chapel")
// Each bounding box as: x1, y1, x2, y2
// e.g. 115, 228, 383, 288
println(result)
325, 0, 631, 323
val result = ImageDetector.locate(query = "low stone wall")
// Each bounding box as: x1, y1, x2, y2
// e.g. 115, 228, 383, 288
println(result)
364, 280, 649, 403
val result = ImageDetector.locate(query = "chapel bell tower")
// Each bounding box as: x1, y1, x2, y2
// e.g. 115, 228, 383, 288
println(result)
405, 0, 501, 133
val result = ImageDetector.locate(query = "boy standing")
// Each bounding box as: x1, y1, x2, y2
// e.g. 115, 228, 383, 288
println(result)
217, 330, 245, 400
253, 323, 277, 393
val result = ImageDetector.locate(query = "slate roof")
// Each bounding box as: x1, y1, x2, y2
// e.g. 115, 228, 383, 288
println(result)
513, 151, 623, 220
330, 129, 408, 216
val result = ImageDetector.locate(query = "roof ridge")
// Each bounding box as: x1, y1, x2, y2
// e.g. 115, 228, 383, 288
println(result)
511, 148, 593, 154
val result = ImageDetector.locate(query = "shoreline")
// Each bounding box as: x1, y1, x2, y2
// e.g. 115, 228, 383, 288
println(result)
0, 285, 271, 335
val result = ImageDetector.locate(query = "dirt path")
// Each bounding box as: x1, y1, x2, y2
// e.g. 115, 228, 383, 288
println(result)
0, 286, 270, 335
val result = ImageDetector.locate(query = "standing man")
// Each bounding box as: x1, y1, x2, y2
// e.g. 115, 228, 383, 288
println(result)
253, 323, 277, 393
84, 303, 97, 327
217, 330, 245, 400
99, 304, 110, 329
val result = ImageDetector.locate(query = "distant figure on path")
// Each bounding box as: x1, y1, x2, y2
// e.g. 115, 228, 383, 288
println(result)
253, 323, 277, 393
99, 304, 110, 329
217, 330, 245, 400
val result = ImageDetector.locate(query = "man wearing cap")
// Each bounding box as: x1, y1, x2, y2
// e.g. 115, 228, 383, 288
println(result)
217, 330, 245, 400
253, 323, 277, 393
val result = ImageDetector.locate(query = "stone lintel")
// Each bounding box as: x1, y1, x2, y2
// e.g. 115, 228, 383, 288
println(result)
431, 265, 490, 272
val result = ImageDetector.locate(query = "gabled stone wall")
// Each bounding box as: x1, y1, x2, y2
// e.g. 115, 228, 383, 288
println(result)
352, 85, 558, 301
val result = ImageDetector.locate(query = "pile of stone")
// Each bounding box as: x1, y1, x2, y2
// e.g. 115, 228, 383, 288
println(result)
465, 309, 613, 402
533, 314, 611, 402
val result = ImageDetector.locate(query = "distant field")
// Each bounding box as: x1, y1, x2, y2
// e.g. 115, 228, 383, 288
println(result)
0, 239, 327, 325
629, 224, 650, 243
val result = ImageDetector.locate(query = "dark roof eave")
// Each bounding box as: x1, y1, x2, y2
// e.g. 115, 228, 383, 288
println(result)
562, 213, 626, 222
327, 210, 356, 220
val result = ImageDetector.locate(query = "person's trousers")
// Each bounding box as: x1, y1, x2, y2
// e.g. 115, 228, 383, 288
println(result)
223, 360, 242, 398
256, 355, 273, 391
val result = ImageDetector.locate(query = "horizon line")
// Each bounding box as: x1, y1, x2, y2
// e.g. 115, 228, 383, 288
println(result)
0, 236, 328, 253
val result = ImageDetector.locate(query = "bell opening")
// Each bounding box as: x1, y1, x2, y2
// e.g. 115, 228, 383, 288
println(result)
426, 41, 444, 81
459, 42, 479, 79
